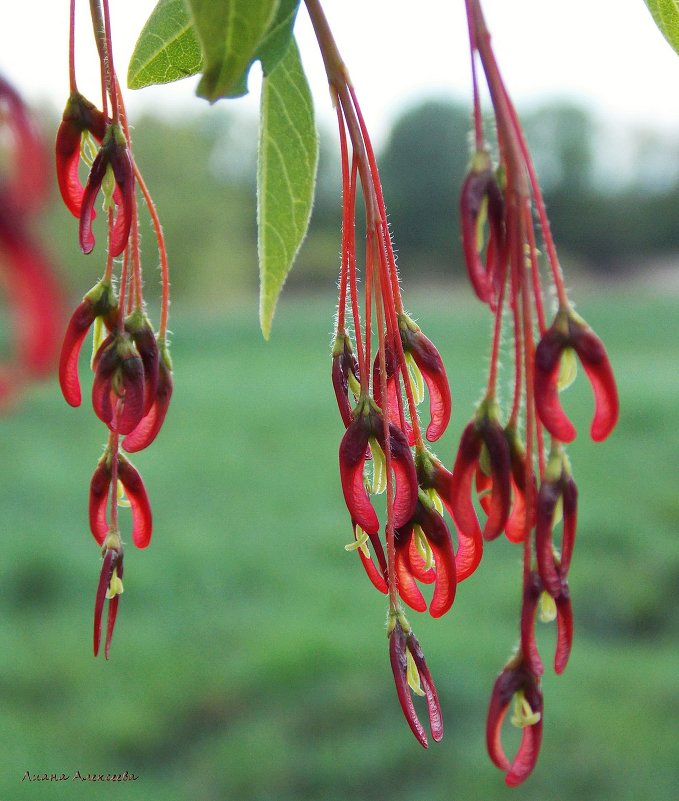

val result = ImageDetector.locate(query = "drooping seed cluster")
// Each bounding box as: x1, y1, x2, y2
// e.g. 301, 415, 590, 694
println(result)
455, 0, 619, 785
56, 0, 172, 659
307, 0, 619, 782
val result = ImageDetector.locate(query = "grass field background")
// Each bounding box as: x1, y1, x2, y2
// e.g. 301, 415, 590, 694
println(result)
1, 286, 677, 801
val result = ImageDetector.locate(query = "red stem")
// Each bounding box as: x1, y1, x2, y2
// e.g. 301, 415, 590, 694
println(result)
69, 0, 78, 93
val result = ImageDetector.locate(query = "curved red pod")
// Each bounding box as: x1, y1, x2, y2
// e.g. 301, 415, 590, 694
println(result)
416, 504, 456, 618
535, 478, 564, 598
450, 417, 511, 543
378, 421, 419, 529
89, 458, 112, 544
571, 325, 619, 442
118, 457, 153, 548
395, 527, 428, 613
332, 333, 360, 428
389, 620, 443, 748
389, 621, 428, 748
504, 476, 528, 543
79, 124, 134, 257
406, 629, 443, 743
351, 521, 387, 594
339, 416, 380, 534
425, 456, 482, 582
55, 93, 107, 218
535, 312, 619, 443
122, 354, 173, 453
534, 327, 577, 442
59, 301, 99, 407
481, 422, 512, 540
372, 344, 414, 445
486, 660, 543, 787
125, 314, 159, 416
342, 403, 418, 531
449, 422, 484, 541
401, 325, 451, 443
93, 547, 123, 658
59, 282, 118, 407
92, 333, 145, 435
460, 166, 499, 306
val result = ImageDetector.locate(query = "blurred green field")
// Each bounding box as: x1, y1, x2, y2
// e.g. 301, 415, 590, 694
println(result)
1, 286, 678, 801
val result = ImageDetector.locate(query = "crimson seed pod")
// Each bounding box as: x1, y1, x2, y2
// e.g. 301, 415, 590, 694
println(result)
122, 344, 173, 453
349, 520, 388, 594
331, 331, 360, 427
416, 449, 482, 582
79, 123, 134, 257
534, 308, 619, 443
460, 151, 505, 307
486, 656, 543, 787
55, 92, 107, 218
92, 332, 145, 435
535, 454, 578, 596
398, 315, 451, 442
503, 427, 537, 543
59, 280, 118, 407
450, 404, 511, 542
394, 492, 456, 618
520, 570, 573, 678
89, 453, 153, 548
389, 616, 443, 749
125, 311, 159, 416
372, 339, 414, 445
93, 543, 124, 659
339, 399, 418, 534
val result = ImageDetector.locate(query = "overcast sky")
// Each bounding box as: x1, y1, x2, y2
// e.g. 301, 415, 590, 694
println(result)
1, 1, 677, 142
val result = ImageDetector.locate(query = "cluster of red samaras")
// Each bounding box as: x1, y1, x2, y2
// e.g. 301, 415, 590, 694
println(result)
0, 76, 64, 406
329, 4, 619, 784
55, 85, 172, 658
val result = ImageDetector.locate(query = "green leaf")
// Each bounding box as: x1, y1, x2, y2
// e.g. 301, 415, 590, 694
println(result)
256, 0, 301, 76
127, 0, 203, 89
188, 0, 279, 101
644, 0, 679, 54
257, 38, 318, 339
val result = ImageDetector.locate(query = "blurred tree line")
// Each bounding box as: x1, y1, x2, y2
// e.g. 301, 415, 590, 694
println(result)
43, 97, 679, 307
